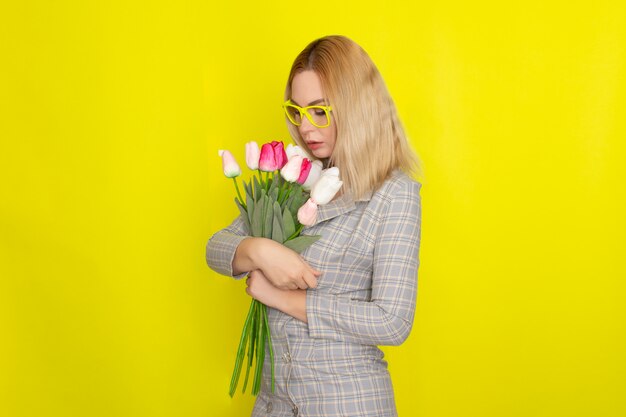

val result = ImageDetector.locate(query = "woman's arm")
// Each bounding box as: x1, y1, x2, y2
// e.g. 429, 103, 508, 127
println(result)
305, 180, 422, 346
206, 216, 321, 290
245, 270, 308, 323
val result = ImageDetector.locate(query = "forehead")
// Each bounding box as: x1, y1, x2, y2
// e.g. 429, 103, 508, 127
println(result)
291, 70, 325, 104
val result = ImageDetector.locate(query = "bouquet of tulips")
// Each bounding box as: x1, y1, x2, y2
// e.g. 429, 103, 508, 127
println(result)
217, 140, 342, 397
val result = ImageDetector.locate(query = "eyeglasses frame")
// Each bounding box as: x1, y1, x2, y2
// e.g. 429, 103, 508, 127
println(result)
282, 99, 333, 128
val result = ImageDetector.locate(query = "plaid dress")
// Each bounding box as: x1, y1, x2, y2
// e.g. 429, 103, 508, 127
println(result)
206, 170, 422, 416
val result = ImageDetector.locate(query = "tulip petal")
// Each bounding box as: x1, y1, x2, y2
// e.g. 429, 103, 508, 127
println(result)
218, 149, 241, 178
297, 158, 312, 185
297, 198, 318, 226
280, 155, 303, 182
245, 141, 260, 170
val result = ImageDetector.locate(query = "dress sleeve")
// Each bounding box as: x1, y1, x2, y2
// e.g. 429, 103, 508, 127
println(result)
205, 215, 250, 280
306, 180, 422, 346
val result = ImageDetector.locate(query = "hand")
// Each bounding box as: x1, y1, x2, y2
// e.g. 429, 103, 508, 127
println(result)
253, 238, 322, 290
245, 270, 285, 310
246, 270, 309, 323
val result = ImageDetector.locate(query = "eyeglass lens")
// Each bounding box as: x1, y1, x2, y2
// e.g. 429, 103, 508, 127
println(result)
285, 105, 329, 127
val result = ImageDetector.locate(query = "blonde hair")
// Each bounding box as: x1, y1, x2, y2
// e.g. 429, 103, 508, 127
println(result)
285, 35, 422, 199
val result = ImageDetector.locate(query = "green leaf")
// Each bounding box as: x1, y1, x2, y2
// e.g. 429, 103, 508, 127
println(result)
272, 201, 284, 243
286, 186, 308, 218
270, 186, 279, 203
268, 173, 279, 194
263, 195, 273, 239
282, 207, 295, 240
282, 191, 295, 212
235, 198, 250, 233
243, 178, 253, 199
283, 235, 321, 253
246, 192, 255, 230
253, 175, 262, 202
251, 198, 263, 236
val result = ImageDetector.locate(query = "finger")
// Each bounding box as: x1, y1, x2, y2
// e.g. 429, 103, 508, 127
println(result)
295, 278, 308, 290
305, 264, 322, 276
302, 272, 318, 289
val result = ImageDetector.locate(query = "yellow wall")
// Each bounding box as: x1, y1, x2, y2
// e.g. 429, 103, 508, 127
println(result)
1, 1, 624, 416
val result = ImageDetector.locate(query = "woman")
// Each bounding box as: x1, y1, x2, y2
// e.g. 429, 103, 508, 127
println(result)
206, 35, 422, 417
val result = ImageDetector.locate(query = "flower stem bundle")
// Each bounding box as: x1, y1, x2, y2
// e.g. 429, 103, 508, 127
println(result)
217, 141, 342, 397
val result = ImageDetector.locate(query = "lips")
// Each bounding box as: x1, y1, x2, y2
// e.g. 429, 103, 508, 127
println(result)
306, 141, 323, 150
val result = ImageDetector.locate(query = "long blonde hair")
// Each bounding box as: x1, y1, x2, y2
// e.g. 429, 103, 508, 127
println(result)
285, 35, 421, 200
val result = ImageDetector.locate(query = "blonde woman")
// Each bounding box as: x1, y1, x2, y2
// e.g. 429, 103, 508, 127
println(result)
206, 35, 422, 417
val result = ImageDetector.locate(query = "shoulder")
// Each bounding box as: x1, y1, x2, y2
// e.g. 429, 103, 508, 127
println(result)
373, 170, 422, 204
360, 170, 421, 222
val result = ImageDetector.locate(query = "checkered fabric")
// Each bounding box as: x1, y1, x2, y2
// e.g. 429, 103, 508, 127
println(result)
206, 170, 422, 416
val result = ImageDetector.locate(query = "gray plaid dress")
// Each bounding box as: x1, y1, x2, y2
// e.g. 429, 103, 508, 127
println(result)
206, 170, 422, 416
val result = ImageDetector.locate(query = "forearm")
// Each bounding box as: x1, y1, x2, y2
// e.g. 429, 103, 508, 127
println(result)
276, 289, 308, 323
206, 216, 250, 278
231, 237, 262, 275
306, 290, 415, 346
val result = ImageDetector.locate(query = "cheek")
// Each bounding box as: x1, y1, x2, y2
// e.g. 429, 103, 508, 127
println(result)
326, 126, 337, 149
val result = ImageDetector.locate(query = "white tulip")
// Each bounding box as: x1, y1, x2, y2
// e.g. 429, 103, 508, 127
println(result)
285, 144, 311, 160
310, 167, 343, 205
280, 155, 304, 183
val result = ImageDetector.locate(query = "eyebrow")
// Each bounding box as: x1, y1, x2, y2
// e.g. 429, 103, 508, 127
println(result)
290, 98, 327, 106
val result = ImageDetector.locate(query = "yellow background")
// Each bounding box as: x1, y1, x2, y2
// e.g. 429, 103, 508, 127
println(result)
1, 1, 624, 416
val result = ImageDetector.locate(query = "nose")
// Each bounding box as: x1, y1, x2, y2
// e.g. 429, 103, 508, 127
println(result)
298, 114, 316, 136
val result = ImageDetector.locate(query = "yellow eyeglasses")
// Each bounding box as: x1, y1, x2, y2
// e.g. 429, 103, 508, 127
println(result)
283, 100, 333, 128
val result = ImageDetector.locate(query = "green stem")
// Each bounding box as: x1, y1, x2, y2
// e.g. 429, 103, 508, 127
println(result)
252, 302, 265, 395
229, 298, 256, 397
277, 179, 287, 203
232, 177, 244, 208
263, 305, 275, 393
241, 300, 258, 393
279, 183, 293, 205
287, 224, 304, 241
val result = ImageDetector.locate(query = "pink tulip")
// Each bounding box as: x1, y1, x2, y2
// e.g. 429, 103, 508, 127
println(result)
297, 158, 312, 185
218, 150, 241, 178
273, 142, 287, 169
280, 155, 304, 182
259, 141, 288, 172
245, 141, 260, 170
297, 198, 318, 226
302, 160, 323, 190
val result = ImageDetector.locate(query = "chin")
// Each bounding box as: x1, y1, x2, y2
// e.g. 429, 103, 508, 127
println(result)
310, 149, 331, 159
313, 152, 330, 160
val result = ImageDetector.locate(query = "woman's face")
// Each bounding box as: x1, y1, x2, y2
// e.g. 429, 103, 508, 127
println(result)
290, 70, 337, 159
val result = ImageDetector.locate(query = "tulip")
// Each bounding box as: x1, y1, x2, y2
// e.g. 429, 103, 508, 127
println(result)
302, 160, 323, 190
310, 167, 343, 205
297, 198, 318, 226
259, 141, 288, 171
218, 150, 241, 178
297, 167, 343, 226
245, 141, 260, 170
285, 144, 311, 160
280, 155, 304, 183
296, 158, 312, 185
